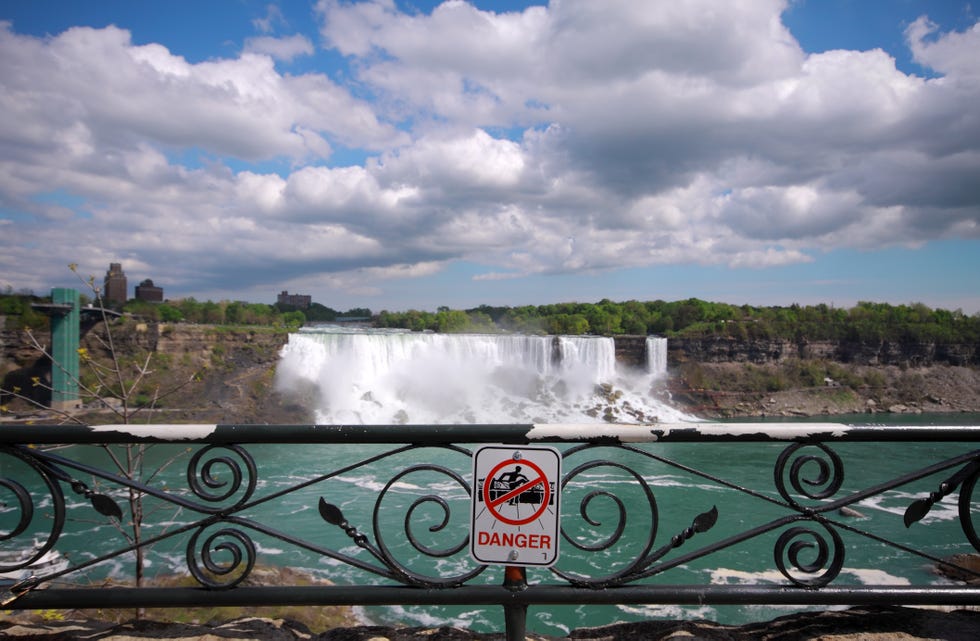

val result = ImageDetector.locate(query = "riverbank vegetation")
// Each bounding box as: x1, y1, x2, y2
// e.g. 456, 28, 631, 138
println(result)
0, 288, 366, 330
377, 299, 980, 344
4, 288, 978, 345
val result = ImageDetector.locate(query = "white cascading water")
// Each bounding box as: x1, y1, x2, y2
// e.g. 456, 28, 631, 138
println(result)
646, 335, 668, 377
275, 327, 691, 424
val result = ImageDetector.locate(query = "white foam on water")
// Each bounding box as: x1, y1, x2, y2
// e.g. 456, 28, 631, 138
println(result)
334, 474, 390, 493
533, 610, 571, 635
276, 328, 692, 425
860, 493, 962, 524
710, 566, 911, 586
846, 567, 912, 585
616, 603, 717, 621
379, 604, 494, 631
256, 542, 285, 556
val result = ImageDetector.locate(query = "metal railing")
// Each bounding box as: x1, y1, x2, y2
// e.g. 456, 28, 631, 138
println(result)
2, 422, 980, 640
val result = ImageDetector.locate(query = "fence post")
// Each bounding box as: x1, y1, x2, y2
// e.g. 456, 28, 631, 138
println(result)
503, 565, 527, 641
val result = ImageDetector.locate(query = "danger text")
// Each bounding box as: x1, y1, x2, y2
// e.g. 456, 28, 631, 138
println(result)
476, 531, 552, 549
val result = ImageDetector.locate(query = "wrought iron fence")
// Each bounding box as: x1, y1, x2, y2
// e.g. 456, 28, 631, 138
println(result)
2, 422, 980, 640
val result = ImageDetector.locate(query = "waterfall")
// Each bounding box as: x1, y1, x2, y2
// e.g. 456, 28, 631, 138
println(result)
276, 327, 691, 424
646, 336, 668, 376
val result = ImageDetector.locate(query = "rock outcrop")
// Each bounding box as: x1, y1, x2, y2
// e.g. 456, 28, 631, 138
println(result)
666, 361, 980, 418
667, 336, 979, 367
2, 607, 979, 640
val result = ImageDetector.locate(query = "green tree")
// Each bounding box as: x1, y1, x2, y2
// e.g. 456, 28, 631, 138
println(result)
465, 311, 497, 332
200, 301, 224, 324
157, 304, 183, 322
281, 310, 306, 328
224, 301, 245, 325
545, 313, 590, 335
620, 300, 650, 334
436, 308, 469, 333
583, 302, 622, 335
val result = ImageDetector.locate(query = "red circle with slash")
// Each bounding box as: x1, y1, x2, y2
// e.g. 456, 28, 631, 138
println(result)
482, 458, 551, 526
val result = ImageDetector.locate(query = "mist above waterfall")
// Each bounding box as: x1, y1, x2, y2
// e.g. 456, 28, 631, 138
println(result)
275, 326, 691, 424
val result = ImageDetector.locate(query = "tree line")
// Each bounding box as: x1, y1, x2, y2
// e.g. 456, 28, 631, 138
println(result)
376, 299, 980, 344
4, 287, 978, 345
0, 288, 368, 330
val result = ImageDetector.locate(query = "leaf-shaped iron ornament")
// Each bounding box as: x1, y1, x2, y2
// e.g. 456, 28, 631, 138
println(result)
319, 497, 369, 548
692, 505, 718, 533
619, 504, 721, 587
904, 498, 934, 528
671, 505, 718, 548
70, 480, 122, 520
90, 493, 123, 520
905, 460, 980, 528
318, 498, 345, 526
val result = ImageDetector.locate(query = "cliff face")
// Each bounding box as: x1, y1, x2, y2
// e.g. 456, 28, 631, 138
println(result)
121, 324, 307, 424
0, 329, 39, 369
9, 326, 975, 374
5, 325, 979, 423
612, 335, 648, 368
667, 336, 979, 367
1, 323, 309, 424
1, 323, 291, 377
605, 335, 980, 418
76, 322, 290, 367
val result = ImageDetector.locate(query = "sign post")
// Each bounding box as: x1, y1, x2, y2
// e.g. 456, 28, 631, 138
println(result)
471, 445, 561, 567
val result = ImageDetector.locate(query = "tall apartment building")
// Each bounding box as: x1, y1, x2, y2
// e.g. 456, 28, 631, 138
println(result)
103, 263, 128, 306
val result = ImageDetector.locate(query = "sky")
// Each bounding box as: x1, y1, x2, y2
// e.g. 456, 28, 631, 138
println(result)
1, 1, 979, 314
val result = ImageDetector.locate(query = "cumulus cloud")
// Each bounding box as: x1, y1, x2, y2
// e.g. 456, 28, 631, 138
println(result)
1, 2, 979, 305
253, 4, 287, 34
0, 22, 399, 162
313, 0, 979, 254
907, 15, 980, 78
244, 34, 315, 61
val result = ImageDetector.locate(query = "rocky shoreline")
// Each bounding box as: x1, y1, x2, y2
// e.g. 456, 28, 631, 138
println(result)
3, 606, 980, 640
666, 362, 980, 420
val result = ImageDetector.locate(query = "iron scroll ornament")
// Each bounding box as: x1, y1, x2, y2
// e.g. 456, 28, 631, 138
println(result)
769, 442, 846, 586
958, 462, 980, 552
7, 435, 980, 599
186, 525, 257, 589
774, 441, 844, 507
186, 444, 259, 510
903, 456, 980, 553
182, 444, 262, 589
315, 444, 719, 590
549, 441, 849, 590
549, 445, 718, 589
319, 446, 489, 589
370, 461, 486, 587
773, 522, 845, 588
0, 446, 67, 576
1, 445, 126, 578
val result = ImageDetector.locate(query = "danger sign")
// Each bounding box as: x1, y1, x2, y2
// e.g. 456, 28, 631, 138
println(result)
471, 445, 561, 566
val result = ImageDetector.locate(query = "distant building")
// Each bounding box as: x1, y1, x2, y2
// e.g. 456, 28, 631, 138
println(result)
103, 263, 127, 306
277, 290, 311, 309
135, 279, 164, 303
